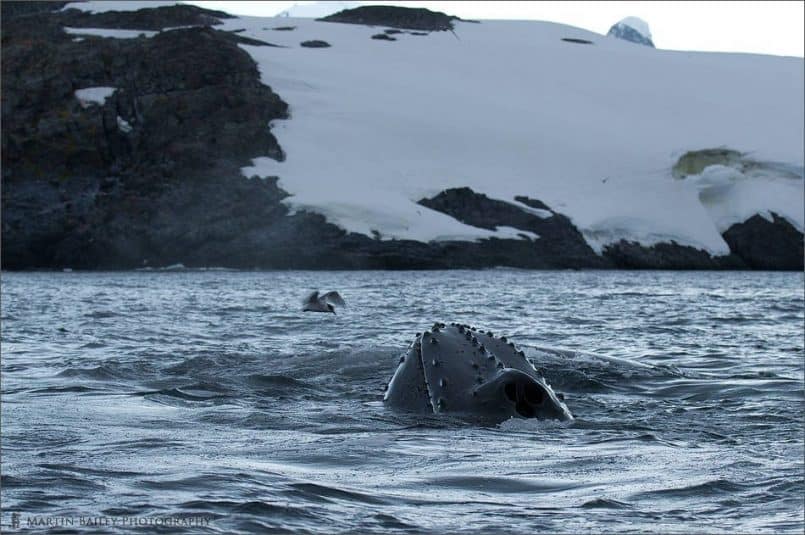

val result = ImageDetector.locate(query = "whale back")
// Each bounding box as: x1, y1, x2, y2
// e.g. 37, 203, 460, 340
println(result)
383, 338, 432, 412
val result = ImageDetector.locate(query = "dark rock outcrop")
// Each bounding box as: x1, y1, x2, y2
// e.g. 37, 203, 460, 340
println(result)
371, 33, 396, 41
513, 196, 551, 212
1, 5, 289, 269
1, 1, 67, 19
418, 188, 610, 268
300, 40, 331, 48
60, 3, 232, 30
602, 241, 744, 270
723, 213, 803, 270
319, 6, 458, 31
561, 38, 594, 45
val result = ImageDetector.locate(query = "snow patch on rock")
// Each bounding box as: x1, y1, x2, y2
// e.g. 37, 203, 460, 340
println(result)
74, 86, 116, 108
116, 116, 133, 133
64, 26, 156, 39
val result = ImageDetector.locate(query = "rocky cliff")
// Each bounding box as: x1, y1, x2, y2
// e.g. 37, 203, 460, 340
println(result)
2, 3, 801, 270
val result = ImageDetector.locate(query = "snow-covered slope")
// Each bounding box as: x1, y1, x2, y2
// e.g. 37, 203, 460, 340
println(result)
61, 3, 805, 256
234, 16, 804, 255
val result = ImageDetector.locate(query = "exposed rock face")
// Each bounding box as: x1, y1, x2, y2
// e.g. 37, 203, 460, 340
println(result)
602, 241, 743, 270
1, 3, 288, 269
319, 6, 458, 31
59, 4, 233, 30
723, 213, 804, 270
0, 1, 68, 18
419, 188, 610, 269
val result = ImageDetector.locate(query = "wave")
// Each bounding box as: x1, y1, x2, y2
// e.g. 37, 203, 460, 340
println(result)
425, 475, 585, 493
83, 310, 121, 319
285, 482, 391, 506
28, 385, 107, 395
246, 374, 314, 391
134, 387, 231, 403
580, 497, 634, 509
631, 478, 751, 499
56, 366, 120, 380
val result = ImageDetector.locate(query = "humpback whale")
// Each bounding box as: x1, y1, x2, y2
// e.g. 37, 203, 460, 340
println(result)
384, 322, 572, 422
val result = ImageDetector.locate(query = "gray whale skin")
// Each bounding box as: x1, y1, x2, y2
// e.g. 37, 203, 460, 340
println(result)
384, 322, 573, 422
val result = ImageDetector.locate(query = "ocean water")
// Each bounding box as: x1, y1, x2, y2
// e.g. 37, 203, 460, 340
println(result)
1, 270, 803, 534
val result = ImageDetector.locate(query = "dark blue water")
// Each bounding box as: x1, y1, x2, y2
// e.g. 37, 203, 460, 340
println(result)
2, 270, 803, 533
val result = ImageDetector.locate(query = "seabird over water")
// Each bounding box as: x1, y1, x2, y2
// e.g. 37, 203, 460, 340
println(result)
303, 290, 346, 314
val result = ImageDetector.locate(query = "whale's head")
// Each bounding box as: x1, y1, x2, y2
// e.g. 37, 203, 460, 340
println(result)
384, 323, 572, 422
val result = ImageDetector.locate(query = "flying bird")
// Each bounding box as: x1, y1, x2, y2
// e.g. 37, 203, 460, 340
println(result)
302, 290, 346, 314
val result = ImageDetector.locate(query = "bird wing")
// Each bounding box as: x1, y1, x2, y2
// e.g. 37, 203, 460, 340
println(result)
322, 291, 346, 307
303, 290, 319, 306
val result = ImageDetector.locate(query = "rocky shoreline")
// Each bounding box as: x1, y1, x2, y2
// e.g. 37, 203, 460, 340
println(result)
2, 3, 802, 270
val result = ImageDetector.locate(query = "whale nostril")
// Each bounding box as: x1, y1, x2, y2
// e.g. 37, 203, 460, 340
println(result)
503, 381, 549, 417
523, 382, 545, 405
515, 401, 536, 418
504, 382, 517, 402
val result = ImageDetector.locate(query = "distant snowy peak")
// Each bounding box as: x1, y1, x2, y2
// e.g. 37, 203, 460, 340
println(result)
607, 17, 654, 47
619, 17, 652, 39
